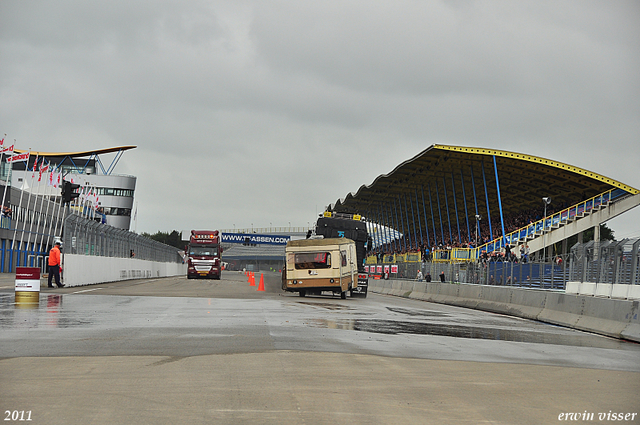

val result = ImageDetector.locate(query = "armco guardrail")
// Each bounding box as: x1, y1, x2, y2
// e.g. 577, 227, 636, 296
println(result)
369, 279, 640, 343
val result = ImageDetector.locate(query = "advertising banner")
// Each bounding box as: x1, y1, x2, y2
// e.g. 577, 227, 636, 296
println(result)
221, 232, 291, 246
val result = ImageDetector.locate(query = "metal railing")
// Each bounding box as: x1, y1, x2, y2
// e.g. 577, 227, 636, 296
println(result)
220, 227, 312, 235
63, 213, 183, 263
474, 188, 627, 257
365, 236, 640, 289
569, 238, 640, 285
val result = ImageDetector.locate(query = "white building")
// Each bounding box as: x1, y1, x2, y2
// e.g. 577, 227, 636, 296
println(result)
10, 146, 137, 230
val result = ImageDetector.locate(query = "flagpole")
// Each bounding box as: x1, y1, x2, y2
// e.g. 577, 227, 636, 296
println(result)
19, 155, 38, 266
37, 165, 54, 257
26, 158, 44, 263
50, 167, 64, 247
0, 139, 15, 222
11, 149, 30, 268
30, 159, 48, 267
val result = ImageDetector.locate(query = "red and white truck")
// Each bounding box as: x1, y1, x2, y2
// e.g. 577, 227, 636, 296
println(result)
186, 230, 223, 279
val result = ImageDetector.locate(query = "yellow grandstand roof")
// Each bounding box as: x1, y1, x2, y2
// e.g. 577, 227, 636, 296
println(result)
333, 144, 638, 227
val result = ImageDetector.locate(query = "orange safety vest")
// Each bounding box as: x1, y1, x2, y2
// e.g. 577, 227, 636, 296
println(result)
48, 245, 61, 266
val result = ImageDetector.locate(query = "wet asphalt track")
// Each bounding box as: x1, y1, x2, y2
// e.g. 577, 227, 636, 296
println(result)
1, 271, 639, 424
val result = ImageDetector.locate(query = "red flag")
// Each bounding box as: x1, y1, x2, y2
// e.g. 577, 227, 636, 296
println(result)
7, 152, 29, 163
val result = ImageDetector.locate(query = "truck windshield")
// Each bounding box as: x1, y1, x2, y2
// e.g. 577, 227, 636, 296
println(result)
189, 246, 219, 257
295, 252, 331, 269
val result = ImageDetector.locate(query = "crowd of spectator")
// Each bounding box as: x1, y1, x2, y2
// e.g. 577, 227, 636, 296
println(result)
366, 202, 572, 260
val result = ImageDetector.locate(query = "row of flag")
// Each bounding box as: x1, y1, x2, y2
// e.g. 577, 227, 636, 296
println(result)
0, 137, 100, 211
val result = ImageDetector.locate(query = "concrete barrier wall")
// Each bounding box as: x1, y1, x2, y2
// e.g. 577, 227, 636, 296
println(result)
369, 279, 640, 343
63, 254, 187, 287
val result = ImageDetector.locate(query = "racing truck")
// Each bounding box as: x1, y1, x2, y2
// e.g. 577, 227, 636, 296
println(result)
186, 230, 223, 279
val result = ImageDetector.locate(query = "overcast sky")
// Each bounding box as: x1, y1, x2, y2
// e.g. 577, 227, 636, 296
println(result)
1, 1, 638, 239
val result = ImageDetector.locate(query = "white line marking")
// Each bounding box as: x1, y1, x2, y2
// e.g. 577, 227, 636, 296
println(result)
70, 288, 104, 294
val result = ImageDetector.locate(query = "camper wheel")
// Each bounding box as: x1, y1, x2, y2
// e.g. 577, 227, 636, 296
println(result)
299, 290, 306, 297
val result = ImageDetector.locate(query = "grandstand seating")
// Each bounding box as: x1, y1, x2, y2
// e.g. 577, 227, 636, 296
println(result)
474, 188, 629, 259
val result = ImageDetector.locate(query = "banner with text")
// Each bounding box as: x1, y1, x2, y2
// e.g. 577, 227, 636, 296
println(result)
221, 232, 291, 246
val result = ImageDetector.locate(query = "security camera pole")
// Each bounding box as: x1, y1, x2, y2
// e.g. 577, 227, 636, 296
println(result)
59, 175, 80, 283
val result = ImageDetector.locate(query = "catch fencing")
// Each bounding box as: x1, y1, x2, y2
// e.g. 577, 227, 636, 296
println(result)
366, 238, 640, 290
63, 213, 182, 264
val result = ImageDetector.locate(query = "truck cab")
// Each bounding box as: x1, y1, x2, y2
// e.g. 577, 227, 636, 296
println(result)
187, 230, 222, 279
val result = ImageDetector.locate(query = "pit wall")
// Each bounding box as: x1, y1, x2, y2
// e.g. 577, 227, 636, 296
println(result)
62, 254, 187, 287
369, 279, 640, 343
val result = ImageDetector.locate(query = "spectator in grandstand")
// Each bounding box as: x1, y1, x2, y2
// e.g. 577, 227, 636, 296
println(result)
2, 206, 11, 217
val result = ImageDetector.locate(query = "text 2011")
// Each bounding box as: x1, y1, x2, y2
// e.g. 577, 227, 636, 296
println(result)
4, 411, 32, 421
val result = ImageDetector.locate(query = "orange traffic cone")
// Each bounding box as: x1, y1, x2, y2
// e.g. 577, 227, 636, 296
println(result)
257, 273, 265, 291
250, 272, 255, 286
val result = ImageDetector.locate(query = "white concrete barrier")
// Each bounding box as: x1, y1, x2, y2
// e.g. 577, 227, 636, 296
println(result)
370, 279, 640, 342
63, 254, 186, 287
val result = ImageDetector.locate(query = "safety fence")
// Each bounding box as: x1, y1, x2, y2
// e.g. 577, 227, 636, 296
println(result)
366, 259, 570, 290
569, 238, 640, 285
63, 213, 183, 264
365, 237, 640, 290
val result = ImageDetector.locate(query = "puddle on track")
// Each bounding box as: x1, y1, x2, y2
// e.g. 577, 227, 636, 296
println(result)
308, 318, 636, 350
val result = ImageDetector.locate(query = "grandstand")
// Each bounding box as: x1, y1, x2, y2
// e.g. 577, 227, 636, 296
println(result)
330, 145, 640, 263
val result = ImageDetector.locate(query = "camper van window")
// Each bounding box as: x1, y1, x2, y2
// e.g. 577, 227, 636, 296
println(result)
295, 252, 331, 269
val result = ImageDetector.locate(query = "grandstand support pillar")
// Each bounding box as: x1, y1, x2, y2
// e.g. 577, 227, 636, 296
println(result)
451, 173, 461, 245
428, 183, 438, 247
394, 198, 406, 252
420, 185, 431, 248
383, 204, 394, 253
578, 231, 583, 244
435, 181, 445, 246
442, 177, 453, 244
414, 189, 423, 247
492, 156, 507, 249
481, 160, 493, 242
470, 165, 481, 242
460, 169, 471, 245
398, 195, 411, 251
379, 205, 387, 253
404, 194, 418, 246
562, 238, 568, 257
385, 204, 397, 253
373, 210, 382, 254
404, 194, 415, 250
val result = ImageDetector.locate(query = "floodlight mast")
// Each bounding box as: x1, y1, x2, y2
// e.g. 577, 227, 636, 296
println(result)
542, 197, 552, 262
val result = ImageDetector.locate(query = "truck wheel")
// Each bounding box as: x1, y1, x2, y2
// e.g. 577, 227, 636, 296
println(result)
299, 290, 306, 297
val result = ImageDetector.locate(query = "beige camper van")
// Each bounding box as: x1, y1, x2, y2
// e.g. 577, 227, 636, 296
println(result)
282, 238, 358, 299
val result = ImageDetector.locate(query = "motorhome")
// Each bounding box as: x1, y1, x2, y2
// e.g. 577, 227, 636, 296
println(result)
282, 238, 358, 299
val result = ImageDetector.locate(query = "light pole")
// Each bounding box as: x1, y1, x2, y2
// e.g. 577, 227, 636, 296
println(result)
475, 214, 481, 248
542, 197, 551, 262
